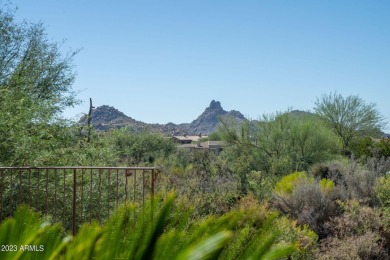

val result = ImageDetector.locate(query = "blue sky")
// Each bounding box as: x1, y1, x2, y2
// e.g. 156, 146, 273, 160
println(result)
10, 1, 390, 130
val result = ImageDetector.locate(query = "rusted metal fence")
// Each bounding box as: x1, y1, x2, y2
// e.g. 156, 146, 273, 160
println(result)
0, 167, 158, 235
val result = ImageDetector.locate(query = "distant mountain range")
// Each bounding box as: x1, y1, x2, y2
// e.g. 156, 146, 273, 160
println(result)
79, 100, 246, 135
79, 101, 390, 137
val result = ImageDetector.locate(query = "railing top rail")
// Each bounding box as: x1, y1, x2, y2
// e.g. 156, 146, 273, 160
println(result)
0, 166, 159, 170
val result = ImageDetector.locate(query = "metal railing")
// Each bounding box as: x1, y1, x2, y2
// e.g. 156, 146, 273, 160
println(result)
0, 166, 158, 235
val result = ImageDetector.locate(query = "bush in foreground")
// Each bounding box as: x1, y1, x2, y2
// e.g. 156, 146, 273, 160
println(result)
317, 200, 390, 259
272, 172, 341, 238
0, 193, 316, 260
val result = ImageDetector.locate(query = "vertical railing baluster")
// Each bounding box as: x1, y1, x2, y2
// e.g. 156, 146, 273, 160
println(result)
90, 169, 92, 223
10, 169, 13, 216
151, 169, 155, 221
18, 169, 22, 204
0, 169, 3, 222
142, 170, 145, 207
37, 168, 41, 211
98, 169, 101, 224
81, 169, 84, 223
45, 169, 49, 215
63, 169, 66, 227
116, 169, 119, 208
125, 170, 128, 204
73, 168, 77, 236
54, 169, 57, 223
141, 170, 145, 225
133, 170, 136, 203
28, 168, 31, 206
107, 169, 111, 218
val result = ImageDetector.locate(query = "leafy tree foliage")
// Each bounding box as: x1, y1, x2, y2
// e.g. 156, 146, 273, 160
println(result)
314, 92, 385, 153
218, 112, 340, 195
0, 4, 78, 110
350, 136, 390, 159
107, 128, 175, 166
0, 4, 79, 165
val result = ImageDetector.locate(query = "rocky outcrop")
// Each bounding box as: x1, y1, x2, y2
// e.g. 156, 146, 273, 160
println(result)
79, 105, 144, 131
79, 100, 246, 134
188, 100, 246, 134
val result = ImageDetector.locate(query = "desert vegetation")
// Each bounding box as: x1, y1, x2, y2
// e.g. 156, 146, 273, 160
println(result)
1, 2, 390, 259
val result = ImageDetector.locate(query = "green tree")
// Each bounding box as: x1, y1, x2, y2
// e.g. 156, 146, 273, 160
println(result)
0, 4, 79, 165
219, 112, 339, 174
107, 128, 175, 166
350, 136, 390, 159
314, 92, 385, 153
288, 114, 341, 170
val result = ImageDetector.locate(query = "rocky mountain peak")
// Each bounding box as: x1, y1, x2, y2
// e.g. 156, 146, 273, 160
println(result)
90, 105, 130, 122
208, 100, 223, 111
79, 100, 246, 134
79, 105, 139, 130
188, 100, 246, 134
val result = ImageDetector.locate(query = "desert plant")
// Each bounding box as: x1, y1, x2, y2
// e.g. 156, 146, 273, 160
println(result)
274, 171, 307, 195
365, 156, 390, 178
272, 172, 341, 238
218, 112, 340, 181
350, 136, 390, 159
106, 128, 176, 166
325, 200, 382, 237
319, 178, 335, 192
0, 205, 70, 260
311, 159, 389, 206
158, 150, 241, 217
247, 170, 278, 201
0, 193, 311, 260
376, 174, 390, 207
336, 162, 381, 206
317, 232, 387, 260
314, 92, 385, 153
310, 162, 343, 181
318, 200, 390, 259
0, 3, 79, 166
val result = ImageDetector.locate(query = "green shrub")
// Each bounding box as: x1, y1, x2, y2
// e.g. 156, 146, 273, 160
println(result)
336, 161, 382, 206
376, 174, 390, 207
158, 150, 241, 217
310, 162, 343, 181
311, 159, 389, 207
272, 172, 341, 238
271, 216, 318, 259
350, 137, 390, 159
217, 196, 317, 260
318, 200, 390, 259
247, 170, 278, 201
274, 171, 307, 195
326, 200, 382, 237
0, 194, 312, 259
106, 128, 176, 166
317, 232, 387, 259
319, 178, 335, 193
0, 205, 69, 260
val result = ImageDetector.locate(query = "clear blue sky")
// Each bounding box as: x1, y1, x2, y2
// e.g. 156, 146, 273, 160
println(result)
10, 0, 390, 130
